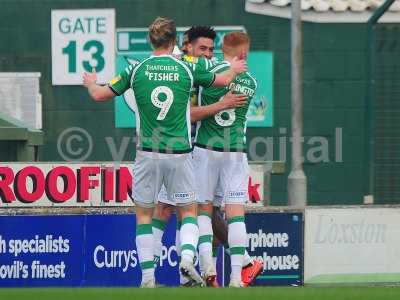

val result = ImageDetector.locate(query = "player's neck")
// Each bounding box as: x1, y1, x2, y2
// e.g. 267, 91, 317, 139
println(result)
223, 54, 236, 63
153, 45, 174, 56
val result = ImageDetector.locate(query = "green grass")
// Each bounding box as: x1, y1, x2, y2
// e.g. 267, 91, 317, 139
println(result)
1, 287, 400, 300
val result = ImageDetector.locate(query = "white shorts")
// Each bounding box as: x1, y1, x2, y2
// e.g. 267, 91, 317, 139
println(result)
157, 169, 223, 207
213, 187, 223, 207
157, 185, 223, 206
192, 146, 249, 205
157, 184, 173, 205
132, 151, 196, 208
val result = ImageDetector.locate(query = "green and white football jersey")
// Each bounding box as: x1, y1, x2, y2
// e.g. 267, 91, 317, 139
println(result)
195, 61, 257, 152
109, 55, 215, 153
181, 55, 218, 105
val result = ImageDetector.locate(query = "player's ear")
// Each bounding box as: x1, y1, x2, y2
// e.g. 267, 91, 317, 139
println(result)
187, 43, 193, 54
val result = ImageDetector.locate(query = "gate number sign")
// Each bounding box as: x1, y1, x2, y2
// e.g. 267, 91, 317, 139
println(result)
51, 9, 115, 85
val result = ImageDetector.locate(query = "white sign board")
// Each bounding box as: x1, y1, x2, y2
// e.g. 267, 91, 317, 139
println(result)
0, 163, 133, 207
305, 207, 400, 284
51, 9, 115, 85
0, 163, 265, 208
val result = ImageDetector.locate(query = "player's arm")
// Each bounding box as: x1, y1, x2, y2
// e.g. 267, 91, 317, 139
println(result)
83, 65, 134, 101
212, 57, 247, 87
190, 91, 247, 122
189, 57, 247, 88
83, 69, 115, 101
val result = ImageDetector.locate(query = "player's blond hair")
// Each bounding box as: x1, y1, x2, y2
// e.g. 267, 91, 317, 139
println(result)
222, 32, 250, 56
148, 17, 176, 49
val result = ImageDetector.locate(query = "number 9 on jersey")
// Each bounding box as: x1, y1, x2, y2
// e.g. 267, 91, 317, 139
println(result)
151, 86, 174, 121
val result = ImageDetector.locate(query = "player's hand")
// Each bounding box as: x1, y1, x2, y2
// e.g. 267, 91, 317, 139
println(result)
83, 68, 97, 87
220, 91, 247, 109
230, 57, 247, 75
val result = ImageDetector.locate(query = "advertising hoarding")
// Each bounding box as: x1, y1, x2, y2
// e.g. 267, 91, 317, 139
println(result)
0, 163, 266, 208
224, 212, 303, 286
0, 212, 303, 287
305, 207, 400, 284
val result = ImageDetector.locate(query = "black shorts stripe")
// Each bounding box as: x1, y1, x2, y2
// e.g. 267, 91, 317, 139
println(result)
194, 143, 246, 153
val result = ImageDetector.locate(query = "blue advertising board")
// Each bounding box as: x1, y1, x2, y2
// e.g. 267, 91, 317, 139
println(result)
224, 213, 303, 286
0, 213, 302, 287
0, 215, 85, 287
0, 214, 180, 287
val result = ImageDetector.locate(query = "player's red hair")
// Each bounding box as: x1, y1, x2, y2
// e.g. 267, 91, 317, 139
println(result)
222, 32, 250, 56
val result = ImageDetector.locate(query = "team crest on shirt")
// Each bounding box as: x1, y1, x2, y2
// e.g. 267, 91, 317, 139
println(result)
110, 75, 121, 85
183, 55, 198, 64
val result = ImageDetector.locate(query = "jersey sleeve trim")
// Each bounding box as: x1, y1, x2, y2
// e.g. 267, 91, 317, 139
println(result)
172, 56, 194, 87
108, 84, 120, 96
204, 73, 216, 88
129, 58, 151, 88
246, 72, 258, 90
209, 62, 230, 74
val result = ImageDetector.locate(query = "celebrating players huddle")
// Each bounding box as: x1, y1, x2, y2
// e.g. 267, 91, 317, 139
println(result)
83, 17, 263, 288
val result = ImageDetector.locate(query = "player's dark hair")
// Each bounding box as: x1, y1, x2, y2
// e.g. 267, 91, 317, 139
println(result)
187, 26, 216, 44
180, 31, 190, 54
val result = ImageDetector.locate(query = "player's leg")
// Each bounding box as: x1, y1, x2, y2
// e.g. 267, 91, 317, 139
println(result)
174, 213, 195, 286
175, 209, 183, 273
164, 152, 204, 286
211, 196, 230, 253
213, 192, 253, 265
193, 146, 220, 286
174, 211, 198, 287
212, 236, 220, 271
212, 175, 264, 286
152, 186, 175, 264
153, 187, 193, 286
177, 203, 203, 285
136, 205, 156, 288
132, 152, 163, 288
225, 204, 246, 287
212, 204, 262, 286
198, 202, 218, 286
221, 152, 249, 288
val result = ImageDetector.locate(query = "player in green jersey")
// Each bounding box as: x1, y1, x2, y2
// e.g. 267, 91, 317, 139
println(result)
187, 30, 263, 288
83, 17, 247, 288
151, 26, 261, 287
193, 32, 260, 287
154, 27, 223, 286
152, 26, 243, 287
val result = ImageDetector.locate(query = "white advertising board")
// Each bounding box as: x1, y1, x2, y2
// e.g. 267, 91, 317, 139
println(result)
0, 163, 132, 207
305, 207, 400, 284
0, 163, 266, 208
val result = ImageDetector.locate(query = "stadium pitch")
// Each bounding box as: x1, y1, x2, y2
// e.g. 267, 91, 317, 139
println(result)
2, 286, 400, 300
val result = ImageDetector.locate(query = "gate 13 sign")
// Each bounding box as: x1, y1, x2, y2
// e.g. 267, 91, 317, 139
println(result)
51, 9, 115, 85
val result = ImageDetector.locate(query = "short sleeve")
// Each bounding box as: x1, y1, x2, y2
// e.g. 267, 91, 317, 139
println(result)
192, 69, 215, 88
108, 64, 135, 96
248, 73, 258, 102
182, 56, 216, 88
